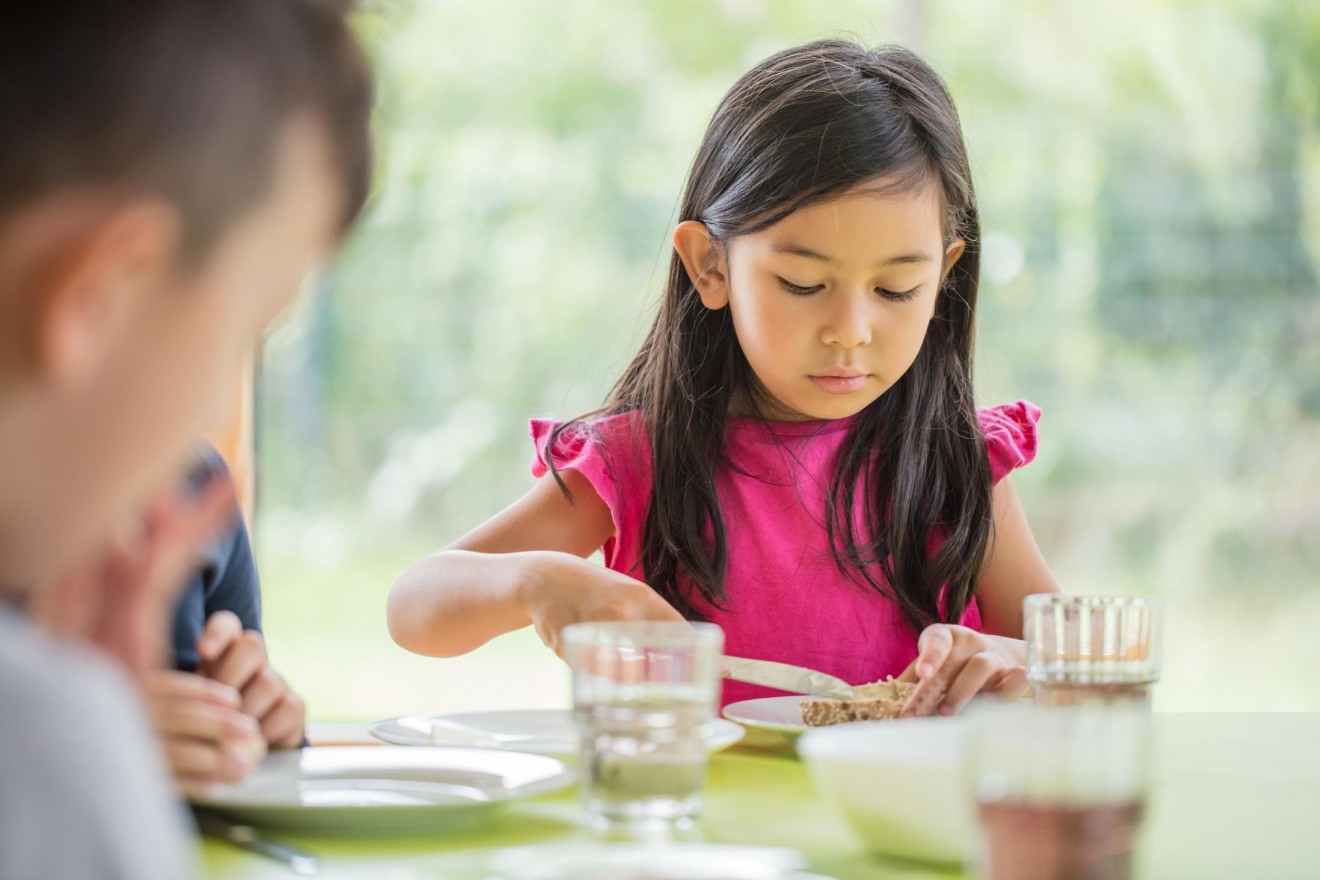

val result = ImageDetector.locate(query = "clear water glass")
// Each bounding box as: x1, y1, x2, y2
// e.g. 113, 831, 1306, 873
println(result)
561, 621, 724, 830
1024, 595, 1163, 707
967, 703, 1152, 880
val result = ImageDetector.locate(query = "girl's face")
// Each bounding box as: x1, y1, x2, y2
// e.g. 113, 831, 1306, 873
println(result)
676, 178, 963, 422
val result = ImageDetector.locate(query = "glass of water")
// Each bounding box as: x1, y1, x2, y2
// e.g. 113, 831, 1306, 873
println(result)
561, 620, 724, 830
967, 702, 1152, 880
1024, 595, 1163, 707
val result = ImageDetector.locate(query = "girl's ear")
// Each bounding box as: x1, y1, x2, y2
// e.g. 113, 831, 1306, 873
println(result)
932, 237, 967, 317
941, 237, 966, 282
672, 220, 729, 310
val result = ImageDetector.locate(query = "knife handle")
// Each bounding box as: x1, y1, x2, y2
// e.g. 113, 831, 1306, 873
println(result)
195, 809, 321, 875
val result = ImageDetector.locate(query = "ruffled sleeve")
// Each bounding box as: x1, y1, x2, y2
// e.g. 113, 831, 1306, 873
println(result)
529, 412, 651, 576
977, 401, 1042, 485
530, 419, 619, 510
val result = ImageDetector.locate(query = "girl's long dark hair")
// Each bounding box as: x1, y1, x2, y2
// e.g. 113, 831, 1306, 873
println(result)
550, 40, 991, 633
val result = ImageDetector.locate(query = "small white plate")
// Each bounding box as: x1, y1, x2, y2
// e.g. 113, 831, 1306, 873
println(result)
371, 709, 745, 755
193, 745, 572, 835
721, 696, 812, 737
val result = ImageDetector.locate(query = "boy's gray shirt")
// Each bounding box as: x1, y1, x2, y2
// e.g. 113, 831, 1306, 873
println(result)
0, 605, 193, 879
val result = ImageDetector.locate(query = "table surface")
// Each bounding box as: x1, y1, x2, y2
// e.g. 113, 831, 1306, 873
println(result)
201, 712, 1320, 879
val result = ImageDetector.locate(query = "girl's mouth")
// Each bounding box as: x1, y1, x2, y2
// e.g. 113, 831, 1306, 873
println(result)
809, 373, 870, 394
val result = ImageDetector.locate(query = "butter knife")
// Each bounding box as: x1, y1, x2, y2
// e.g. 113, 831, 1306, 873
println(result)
194, 808, 321, 875
721, 655, 857, 700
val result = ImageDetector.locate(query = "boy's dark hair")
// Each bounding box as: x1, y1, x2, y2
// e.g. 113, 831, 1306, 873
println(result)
0, 0, 374, 260
551, 40, 990, 634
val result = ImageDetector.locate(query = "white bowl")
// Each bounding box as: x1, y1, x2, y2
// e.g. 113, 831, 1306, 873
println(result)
798, 717, 972, 865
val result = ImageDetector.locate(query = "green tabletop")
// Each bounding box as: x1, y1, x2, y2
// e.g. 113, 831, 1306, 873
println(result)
201, 713, 1320, 879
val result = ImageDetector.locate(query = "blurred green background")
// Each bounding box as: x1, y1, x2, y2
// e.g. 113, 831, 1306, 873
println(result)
254, 0, 1320, 720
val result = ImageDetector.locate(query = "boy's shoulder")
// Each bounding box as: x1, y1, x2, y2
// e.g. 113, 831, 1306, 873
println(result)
0, 607, 192, 879
0, 605, 133, 724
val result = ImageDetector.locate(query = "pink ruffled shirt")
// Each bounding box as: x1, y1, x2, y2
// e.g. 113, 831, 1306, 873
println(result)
531, 402, 1041, 706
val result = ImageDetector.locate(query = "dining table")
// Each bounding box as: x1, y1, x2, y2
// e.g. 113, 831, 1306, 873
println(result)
201, 712, 1320, 879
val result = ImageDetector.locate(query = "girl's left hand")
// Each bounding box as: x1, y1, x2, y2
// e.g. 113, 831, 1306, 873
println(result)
897, 624, 1028, 717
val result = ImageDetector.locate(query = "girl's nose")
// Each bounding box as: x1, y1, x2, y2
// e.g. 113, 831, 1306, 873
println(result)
820, 292, 873, 349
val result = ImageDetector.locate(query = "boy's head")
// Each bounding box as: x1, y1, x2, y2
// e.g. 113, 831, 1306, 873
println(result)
0, 0, 373, 587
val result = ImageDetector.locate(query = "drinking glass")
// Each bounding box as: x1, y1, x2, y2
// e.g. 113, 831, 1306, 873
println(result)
967, 703, 1152, 880
562, 621, 724, 830
1024, 595, 1163, 707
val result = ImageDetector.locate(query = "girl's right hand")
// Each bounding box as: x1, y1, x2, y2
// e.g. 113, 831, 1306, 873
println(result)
521, 555, 686, 657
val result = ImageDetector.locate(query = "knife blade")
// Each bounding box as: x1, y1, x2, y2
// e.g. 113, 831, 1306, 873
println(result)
721, 656, 857, 700
397, 715, 514, 747
194, 808, 321, 875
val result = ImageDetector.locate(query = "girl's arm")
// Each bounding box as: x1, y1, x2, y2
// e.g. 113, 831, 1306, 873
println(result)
974, 476, 1059, 638
387, 470, 682, 658
899, 477, 1058, 716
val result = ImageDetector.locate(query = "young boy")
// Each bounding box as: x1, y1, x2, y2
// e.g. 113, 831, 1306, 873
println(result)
0, 1, 372, 876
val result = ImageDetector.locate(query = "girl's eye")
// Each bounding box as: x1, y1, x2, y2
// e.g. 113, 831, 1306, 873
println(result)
777, 277, 823, 297
878, 286, 920, 302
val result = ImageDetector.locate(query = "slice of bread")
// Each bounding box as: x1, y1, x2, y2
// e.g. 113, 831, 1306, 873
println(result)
800, 676, 916, 726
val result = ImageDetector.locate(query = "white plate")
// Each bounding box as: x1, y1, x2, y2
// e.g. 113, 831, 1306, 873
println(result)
371, 709, 745, 755
721, 696, 812, 737
192, 745, 572, 835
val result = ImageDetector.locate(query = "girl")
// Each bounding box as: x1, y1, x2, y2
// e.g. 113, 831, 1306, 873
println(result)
389, 40, 1058, 717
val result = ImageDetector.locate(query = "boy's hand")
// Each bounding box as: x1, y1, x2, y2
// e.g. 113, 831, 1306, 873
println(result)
145, 670, 266, 798
897, 624, 1029, 717
522, 557, 686, 658
31, 477, 236, 677
197, 611, 305, 749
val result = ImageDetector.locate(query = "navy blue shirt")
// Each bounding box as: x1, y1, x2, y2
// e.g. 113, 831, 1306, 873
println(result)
171, 449, 261, 673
